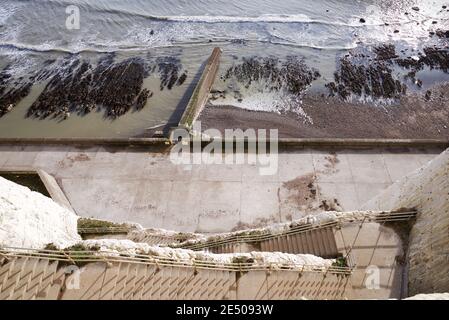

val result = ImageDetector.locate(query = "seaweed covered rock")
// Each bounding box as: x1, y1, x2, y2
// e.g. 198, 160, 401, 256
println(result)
435, 29, 449, 38
223, 56, 320, 96
396, 46, 449, 72
2, 53, 188, 121
327, 43, 449, 102
0, 67, 33, 118
156, 56, 188, 91
26, 56, 150, 120
135, 88, 153, 111
326, 57, 405, 100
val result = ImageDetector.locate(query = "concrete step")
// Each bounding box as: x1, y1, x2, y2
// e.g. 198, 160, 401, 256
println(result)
58, 262, 108, 300
10, 258, 40, 300
316, 229, 326, 256
305, 231, 315, 255
122, 263, 140, 300
272, 273, 300, 300
22, 259, 50, 300
128, 264, 148, 300
172, 267, 193, 299
113, 262, 130, 299
157, 267, 173, 299
0, 257, 28, 299
141, 266, 164, 299
282, 271, 349, 300
248, 227, 340, 258
32, 260, 59, 300
0, 255, 351, 300
40, 262, 65, 300
0, 258, 14, 292
165, 266, 182, 299
208, 269, 224, 300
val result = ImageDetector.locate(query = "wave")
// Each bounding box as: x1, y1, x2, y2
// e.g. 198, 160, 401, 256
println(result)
0, 37, 358, 56
108, 11, 387, 27
0, 42, 181, 55
0, 43, 114, 54
154, 14, 315, 23
29, 0, 400, 27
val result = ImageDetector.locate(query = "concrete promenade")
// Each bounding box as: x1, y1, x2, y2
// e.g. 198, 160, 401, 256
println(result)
0, 144, 442, 233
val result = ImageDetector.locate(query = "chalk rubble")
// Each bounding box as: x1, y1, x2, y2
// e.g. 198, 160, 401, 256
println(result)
81, 238, 334, 271
0, 177, 81, 249
405, 293, 449, 300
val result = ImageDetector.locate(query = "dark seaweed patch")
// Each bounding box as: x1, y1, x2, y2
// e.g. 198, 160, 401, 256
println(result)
223, 56, 320, 96
156, 56, 187, 91
326, 44, 449, 101
0, 67, 32, 117
0, 53, 188, 120
25, 57, 149, 120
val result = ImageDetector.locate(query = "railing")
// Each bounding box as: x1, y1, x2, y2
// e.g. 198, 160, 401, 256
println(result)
78, 228, 197, 244
78, 227, 131, 235
0, 247, 353, 275
174, 211, 417, 251
75, 211, 417, 270
177, 222, 338, 251
372, 211, 417, 222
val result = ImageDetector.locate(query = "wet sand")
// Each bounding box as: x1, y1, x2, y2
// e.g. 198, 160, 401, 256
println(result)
198, 82, 449, 139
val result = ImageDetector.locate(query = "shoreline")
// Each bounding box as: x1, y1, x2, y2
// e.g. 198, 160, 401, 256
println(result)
198, 81, 449, 139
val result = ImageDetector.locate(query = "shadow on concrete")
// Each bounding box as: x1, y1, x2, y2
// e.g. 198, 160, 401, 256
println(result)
136, 60, 208, 138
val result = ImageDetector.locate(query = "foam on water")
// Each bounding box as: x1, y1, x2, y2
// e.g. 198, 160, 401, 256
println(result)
209, 78, 315, 124
2, 0, 447, 53
0, 2, 21, 25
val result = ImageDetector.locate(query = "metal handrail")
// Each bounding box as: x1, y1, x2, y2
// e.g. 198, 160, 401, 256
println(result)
175, 211, 417, 251
0, 247, 353, 275
178, 223, 338, 250
75, 211, 417, 255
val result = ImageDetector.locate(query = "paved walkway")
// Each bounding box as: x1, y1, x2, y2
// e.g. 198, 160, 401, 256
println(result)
0, 145, 441, 233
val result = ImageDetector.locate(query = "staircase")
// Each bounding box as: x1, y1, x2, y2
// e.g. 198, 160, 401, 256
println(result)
205, 227, 338, 259
173, 211, 416, 257
0, 210, 417, 300
0, 249, 352, 300
0, 256, 60, 300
